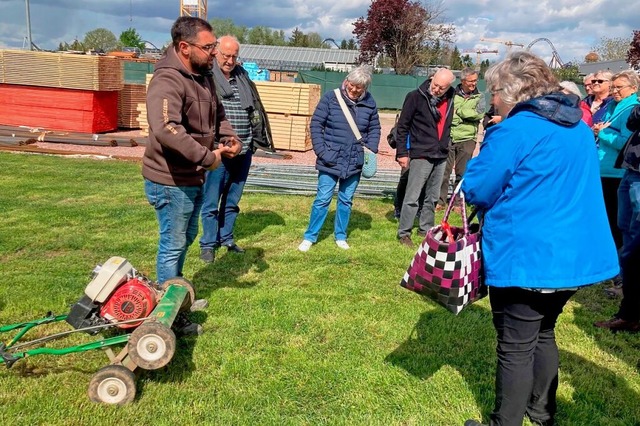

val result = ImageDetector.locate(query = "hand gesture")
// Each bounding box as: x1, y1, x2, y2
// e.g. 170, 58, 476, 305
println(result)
219, 136, 242, 158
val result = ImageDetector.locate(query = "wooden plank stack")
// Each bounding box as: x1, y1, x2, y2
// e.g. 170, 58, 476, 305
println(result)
136, 74, 153, 136
0, 49, 123, 133
254, 81, 320, 152
118, 84, 146, 128
0, 49, 123, 91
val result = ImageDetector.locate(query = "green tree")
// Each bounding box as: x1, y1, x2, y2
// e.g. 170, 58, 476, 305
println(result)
247, 26, 286, 45
83, 28, 118, 52
591, 35, 632, 61
305, 32, 327, 48
210, 18, 247, 43
552, 64, 582, 83
69, 39, 85, 51
461, 54, 474, 68
289, 27, 306, 47
119, 27, 145, 51
450, 46, 463, 70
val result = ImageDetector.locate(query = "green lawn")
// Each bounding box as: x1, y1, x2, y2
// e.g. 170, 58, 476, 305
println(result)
0, 152, 638, 425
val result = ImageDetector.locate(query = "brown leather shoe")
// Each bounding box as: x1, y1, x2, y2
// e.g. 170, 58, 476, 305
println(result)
594, 317, 640, 332
398, 235, 414, 248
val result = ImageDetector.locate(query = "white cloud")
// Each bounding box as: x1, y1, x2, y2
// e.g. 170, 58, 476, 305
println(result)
0, 0, 637, 67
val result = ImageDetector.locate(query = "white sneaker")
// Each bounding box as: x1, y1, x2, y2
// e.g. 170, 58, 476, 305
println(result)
298, 240, 313, 252
335, 240, 350, 250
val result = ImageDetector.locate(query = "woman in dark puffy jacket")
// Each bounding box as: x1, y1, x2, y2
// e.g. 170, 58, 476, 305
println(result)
298, 65, 381, 252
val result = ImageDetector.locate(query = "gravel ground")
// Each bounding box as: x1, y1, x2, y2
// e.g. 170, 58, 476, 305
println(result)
33, 113, 400, 170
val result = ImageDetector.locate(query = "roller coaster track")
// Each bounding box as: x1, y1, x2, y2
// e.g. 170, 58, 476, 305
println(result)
526, 38, 564, 68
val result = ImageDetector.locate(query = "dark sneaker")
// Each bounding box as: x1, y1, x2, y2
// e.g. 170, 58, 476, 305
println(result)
394, 208, 401, 219
594, 317, 640, 333
173, 314, 204, 336
399, 235, 414, 248
200, 248, 215, 263
224, 243, 245, 253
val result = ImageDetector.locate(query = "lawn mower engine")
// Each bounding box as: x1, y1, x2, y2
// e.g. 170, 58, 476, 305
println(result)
66, 257, 161, 333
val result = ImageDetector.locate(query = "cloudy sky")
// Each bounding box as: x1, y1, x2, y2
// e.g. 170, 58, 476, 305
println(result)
0, 0, 637, 65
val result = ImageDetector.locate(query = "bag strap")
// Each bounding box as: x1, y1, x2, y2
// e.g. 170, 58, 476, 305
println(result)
441, 180, 469, 242
334, 88, 363, 141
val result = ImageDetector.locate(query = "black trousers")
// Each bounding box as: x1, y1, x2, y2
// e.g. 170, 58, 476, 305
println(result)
489, 287, 576, 426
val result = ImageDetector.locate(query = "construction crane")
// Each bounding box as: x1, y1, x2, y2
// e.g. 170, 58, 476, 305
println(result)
480, 38, 525, 52
462, 49, 499, 69
180, 0, 207, 19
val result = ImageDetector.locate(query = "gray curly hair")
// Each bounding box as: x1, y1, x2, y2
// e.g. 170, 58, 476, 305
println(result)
485, 51, 560, 112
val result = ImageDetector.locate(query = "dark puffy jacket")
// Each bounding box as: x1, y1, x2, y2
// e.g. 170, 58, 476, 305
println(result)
395, 79, 455, 160
310, 89, 381, 179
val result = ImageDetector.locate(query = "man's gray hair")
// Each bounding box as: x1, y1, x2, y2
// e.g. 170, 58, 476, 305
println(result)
485, 51, 559, 110
460, 67, 478, 80
346, 65, 373, 88
583, 73, 594, 83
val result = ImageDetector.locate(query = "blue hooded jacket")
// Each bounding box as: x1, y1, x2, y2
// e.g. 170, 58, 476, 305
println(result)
310, 88, 381, 179
462, 93, 619, 289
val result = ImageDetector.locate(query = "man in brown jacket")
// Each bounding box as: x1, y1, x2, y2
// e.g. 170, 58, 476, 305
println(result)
143, 17, 241, 305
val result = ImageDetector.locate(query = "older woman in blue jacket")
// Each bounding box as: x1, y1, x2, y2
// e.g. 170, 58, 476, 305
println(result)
462, 52, 618, 426
298, 66, 381, 252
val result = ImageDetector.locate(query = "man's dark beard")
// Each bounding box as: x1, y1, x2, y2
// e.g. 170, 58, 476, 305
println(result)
190, 55, 212, 76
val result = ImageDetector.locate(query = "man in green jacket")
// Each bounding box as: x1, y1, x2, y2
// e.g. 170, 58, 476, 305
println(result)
438, 67, 485, 208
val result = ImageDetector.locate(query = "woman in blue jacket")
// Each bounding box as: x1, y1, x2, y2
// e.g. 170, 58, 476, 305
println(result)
298, 66, 380, 252
462, 52, 618, 426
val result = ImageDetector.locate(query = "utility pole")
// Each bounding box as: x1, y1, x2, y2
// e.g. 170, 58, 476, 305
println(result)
25, 0, 33, 50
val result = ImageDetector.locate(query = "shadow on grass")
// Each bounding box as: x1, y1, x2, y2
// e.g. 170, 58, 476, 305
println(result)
571, 284, 640, 375
385, 303, 496, 419
192, 247, 269, 298
387, 290, 640, 424
315, 209, 373, 243
233, 209, 286, 241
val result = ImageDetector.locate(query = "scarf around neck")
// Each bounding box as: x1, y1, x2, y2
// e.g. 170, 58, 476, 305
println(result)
211, 62, 255, 111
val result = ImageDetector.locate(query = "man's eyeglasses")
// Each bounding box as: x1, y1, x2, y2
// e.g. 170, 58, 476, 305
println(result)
592, 79, 609, 85
189, 41, 219, 53
218, 52, 238, 61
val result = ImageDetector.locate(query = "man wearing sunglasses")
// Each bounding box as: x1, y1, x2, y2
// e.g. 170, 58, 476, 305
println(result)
143, 17, 242, 330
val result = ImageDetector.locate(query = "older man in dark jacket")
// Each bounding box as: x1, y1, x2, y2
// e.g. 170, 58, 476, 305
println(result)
396, 68, 456, 247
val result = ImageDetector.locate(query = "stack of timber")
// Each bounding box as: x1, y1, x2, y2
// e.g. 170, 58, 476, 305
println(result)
254, 81, 320, 152
117, 58, 155, 129
0, 49, 123, 133
118, 84, 146, 128
136, 74, 153, 136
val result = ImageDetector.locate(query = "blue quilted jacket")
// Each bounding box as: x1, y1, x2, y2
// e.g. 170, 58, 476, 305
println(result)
310, 88, 381, 179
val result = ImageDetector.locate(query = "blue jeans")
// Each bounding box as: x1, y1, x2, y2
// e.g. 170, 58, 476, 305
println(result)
398, 158, 446, 238
489, 287, 576, 426
303, 171, 361, 242
144, 179, 204, 284
200, 151, 252, 249
616, 169, 640, 321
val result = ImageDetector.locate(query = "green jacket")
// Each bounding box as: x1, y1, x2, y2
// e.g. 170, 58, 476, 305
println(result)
450, 85, 485, 143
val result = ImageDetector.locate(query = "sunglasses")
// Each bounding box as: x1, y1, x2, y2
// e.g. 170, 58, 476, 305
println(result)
592, 79, 609, 85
